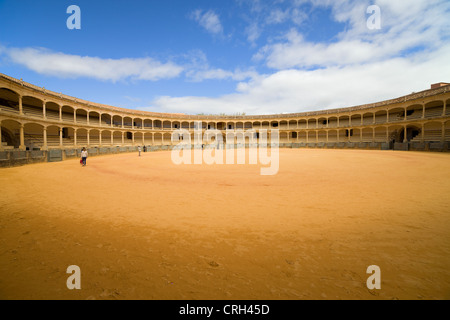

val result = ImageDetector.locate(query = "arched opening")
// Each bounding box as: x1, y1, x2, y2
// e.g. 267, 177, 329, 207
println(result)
374, 127, 387, 142
163, 121, 171, 130
154, 133, 162, 145
307, 118, 316, 129
388, 125, 403, 143
144, 119, 153, 129
113, 131, 122, 146
350, 128, 361, 143
112, 115, 122, 128
22, 96, 44, 118
328, 130, 338, 142
307, 131, 317, 143
101, 114, 112, 127
317, 130, 327, 143
0, 88, 20, 113
76, 109, 88, 125
338, 116, 349, 127
47, 126, 61, 148
406, 104, 423, 120
422, 121, 442, 142
89, 111, 100, 126
135, 132, 144, 145
388, 108, 405, 122
101, 130, 112, 146
288, 120, 297, 129
163, 133, 171, 145
77, 129, 88, 147
318, 118, 327, 129
89, 129, 100, 146
350, 114, 362, 127
362, 113, 374, 125
179, 121, 188, 130
24, 123, 44, 150
63, 127, 75, 147
134, 118, 143, 129
244, 122, 253, 130
374, 110, 387, 124
298, 120, 307, 129
45, 102, 60, 121
404, 125, 421, 142
61, 105, 75, 123
123, 117, 133, 128
297, 131, 307, 143
424, 101, 444, 118
279, 121, 288, 130
1, 119, 21, 148
362, 128, 373, 142
328, 117, 338, 128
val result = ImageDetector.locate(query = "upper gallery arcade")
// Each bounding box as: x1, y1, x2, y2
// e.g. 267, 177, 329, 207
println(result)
0, 73, 449, 151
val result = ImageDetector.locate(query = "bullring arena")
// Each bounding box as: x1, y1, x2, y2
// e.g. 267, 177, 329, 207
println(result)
1, 73, 450, 300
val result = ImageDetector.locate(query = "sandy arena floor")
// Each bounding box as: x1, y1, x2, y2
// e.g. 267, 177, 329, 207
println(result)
0, 149, 449, 300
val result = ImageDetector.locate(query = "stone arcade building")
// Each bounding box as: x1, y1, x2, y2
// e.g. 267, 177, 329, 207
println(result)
0, 73, 449, 167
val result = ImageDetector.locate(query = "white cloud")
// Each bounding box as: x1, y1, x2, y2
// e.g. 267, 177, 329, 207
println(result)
3, 47, 184, 82
257, 0, 450, 69
146, 44, 450, 115
190, 9, 224, 35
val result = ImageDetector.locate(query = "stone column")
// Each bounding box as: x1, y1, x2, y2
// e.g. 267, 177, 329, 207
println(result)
403, 126, 408, 143
372, 128, 375, 143
59, 128, 63, 147
360, 129, 363, 142
373, 113, 376, 124
19, 124, 25, 150
111, 132, 114, 146
422, 105, 425, 119
421, 124, 425, 143
121, 132, 124, 145
132, 132, 135, 145
43, 127, 48, 150
87, 112, 90, 125
152, 133, 154, 145
59, 107, 62, 121
74, 129, 77, 147
87, 131, 90, 146
443, 101, 447, 116
99, 132, 102, 146
74, 110, 77, 123
442, 122, 445, 143
43, 102, 46, 119
19, 95, 23, 115
386, 127, 389, 142
386, 110, 390, 123
121, 118, 124, 129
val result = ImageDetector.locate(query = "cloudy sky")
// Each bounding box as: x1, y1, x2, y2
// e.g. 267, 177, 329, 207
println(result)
1, 0, 449, 115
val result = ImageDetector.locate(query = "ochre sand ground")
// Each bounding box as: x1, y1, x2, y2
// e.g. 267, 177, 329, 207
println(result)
0, 149, 449, 300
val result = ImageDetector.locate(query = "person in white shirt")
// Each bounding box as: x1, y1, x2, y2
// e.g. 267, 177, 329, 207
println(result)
138, 146, 141, 157
81, 148, 88, 166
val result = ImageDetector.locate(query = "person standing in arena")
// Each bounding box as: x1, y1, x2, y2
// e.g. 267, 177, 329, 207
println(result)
81, 147, 88, 166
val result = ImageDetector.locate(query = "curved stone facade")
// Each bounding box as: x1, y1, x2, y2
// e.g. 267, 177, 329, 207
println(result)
1, 73, 449, 154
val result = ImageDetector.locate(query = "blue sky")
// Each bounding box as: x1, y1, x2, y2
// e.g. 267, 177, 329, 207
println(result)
1, 0, 449, 115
